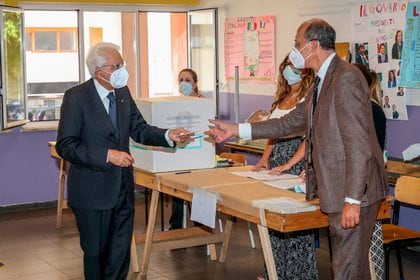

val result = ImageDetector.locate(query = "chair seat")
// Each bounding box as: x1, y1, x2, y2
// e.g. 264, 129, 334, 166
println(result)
382, 224, 420, 244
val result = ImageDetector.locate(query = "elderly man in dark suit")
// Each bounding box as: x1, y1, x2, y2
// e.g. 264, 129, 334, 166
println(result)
56, 42, 191, 280
206, 19, 387, 279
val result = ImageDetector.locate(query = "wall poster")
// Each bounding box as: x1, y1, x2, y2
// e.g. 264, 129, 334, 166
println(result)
399, 2, 420, 88
224, 15, 276, 83
351, 1, 409, 120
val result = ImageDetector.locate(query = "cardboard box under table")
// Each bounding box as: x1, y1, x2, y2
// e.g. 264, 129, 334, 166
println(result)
130, 96, 215, 172
130, 166, 391, 280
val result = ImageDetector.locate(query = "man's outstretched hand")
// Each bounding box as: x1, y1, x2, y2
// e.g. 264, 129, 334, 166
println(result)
204, 119, 239, 143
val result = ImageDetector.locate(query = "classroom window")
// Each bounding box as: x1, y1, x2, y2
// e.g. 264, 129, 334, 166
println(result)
24, 11, 79, 122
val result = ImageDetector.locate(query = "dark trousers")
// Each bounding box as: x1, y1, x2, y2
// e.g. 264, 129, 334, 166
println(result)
169, 197, 184, 229
72, 182, 134, 280
328, 201, 381, 280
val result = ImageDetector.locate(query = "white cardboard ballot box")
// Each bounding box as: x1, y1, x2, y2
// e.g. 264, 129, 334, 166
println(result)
130, 96, 216, 172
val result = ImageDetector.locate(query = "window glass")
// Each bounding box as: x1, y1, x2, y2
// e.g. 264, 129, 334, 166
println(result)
60, 30, 76, 51
24, 10, 79, 122
2, 9, 26, 127
83, 12, 137, 96
34, 31, 57, 51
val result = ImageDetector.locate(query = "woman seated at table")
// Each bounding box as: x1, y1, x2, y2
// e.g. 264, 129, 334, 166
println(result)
253, 55, 317, 280
169, 68, 203, 230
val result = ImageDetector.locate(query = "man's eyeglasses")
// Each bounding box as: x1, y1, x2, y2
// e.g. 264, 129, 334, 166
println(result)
101, 61, 126, 70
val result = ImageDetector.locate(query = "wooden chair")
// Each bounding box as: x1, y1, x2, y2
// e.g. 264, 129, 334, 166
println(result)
219, 152, 247, 166
218, 152, 256, 248
382, 176, 420, 280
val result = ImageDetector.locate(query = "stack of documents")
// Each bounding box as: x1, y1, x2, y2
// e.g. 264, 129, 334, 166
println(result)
230, 170, 306, 193
252, 197, 316, 214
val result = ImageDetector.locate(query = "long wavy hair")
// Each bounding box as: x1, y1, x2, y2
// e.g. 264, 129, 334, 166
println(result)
270, 55, 315, 113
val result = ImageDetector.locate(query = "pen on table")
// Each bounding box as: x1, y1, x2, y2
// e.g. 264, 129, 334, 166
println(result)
174, 170, 192, 175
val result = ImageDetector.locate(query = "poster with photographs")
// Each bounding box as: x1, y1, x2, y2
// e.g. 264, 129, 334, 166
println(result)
351, 1, 408, 120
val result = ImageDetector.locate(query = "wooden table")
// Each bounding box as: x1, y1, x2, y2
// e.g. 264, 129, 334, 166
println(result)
48, 141, 67, 228
49, 141, 393, 280
224, 140, 265, 155
131, 166, 391, 280
224, 141, 420, 183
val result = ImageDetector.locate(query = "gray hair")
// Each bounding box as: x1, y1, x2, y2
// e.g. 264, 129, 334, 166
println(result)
86, 42, 121, 77
304, 19, 336, 50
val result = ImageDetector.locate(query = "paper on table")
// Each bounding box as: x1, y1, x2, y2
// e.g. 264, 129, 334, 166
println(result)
263, 178, 305, 192
190, 188, 218, 228
252, 196, 316, 214
230, 170, 299, 181
402, 143, 420, 162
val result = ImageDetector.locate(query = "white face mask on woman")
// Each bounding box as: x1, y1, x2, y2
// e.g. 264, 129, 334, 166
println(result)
101, 66, 129, 89
179, 81, 194, 96
282, 65, 302, 85
288, 42, 314, 69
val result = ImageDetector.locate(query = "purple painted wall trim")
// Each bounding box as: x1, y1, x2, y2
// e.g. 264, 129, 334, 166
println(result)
0, 128, 59, 206
386, 105, 420, 158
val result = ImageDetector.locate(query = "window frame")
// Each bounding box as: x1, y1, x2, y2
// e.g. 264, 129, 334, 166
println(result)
25, 27, 78, 53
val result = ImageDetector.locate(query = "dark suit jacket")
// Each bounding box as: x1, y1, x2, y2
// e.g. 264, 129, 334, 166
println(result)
251, 55, 388, 213
56, 79, 170, 210
378, 54, 388, 63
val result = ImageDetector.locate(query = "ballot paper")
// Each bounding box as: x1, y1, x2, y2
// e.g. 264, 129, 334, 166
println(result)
263, 179, 306, 192
190, 188, 218, 228
402, 143, 420, 162
230, 170, 299, 181
252, 197, 316, 214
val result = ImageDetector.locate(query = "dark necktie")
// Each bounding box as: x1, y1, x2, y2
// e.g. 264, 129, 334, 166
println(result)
308, 76, 321, 167
107, 92, 119, 140
312, 76, 321, 115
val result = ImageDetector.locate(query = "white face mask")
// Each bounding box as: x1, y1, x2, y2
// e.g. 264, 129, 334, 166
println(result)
101, 66, 129, 89
282, 65, 302, 85
179, 81, 194, 96
288, 42, 313, 69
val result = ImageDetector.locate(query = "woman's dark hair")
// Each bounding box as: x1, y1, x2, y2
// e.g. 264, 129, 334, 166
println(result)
394, 30, 402, 44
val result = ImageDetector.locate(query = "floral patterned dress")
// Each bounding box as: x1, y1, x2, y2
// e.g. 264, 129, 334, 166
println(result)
262, 108, 318, 280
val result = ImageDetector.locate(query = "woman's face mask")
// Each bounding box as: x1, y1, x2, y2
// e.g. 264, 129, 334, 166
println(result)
282, 65, 302, 85
179, 81, 194, 96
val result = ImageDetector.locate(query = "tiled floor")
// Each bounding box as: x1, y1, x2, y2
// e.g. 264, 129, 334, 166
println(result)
0, 193, 419, 280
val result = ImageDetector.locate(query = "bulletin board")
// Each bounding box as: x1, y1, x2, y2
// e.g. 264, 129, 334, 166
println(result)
351, 1, 420, 122
224, 15, 276, 84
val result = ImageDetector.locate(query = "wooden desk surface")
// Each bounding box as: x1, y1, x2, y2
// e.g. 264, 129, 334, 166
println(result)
223, 141, 420, 184
134, 166, 391, 233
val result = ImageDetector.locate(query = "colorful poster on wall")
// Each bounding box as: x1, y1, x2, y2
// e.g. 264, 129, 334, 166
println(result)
399, 2, 420, 88
351, 1, 409, 120
224, 15, 275, 83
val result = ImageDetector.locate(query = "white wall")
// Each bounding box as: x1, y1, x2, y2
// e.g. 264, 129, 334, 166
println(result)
197, 0, 365, 96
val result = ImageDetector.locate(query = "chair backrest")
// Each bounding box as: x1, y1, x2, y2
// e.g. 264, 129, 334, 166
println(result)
219, 152, 247, 165
395, 176, 420, 206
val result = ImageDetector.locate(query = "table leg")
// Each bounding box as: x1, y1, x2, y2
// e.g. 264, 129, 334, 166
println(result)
140, 189, 160, 276
130, 234, 139, 272
257, 209, 277, 280
219, 219, 233, 263
56, 159, 66, 229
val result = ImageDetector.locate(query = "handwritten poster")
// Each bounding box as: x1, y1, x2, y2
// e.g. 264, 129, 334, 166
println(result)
351, 1, 409, 120
399, 2, 420, 88
224, 15, 276, 83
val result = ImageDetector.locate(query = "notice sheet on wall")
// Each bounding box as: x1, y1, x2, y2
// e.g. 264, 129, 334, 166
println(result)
224, 15, 276, 84
351, 1, 409, 120
399, 2, 420, 89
